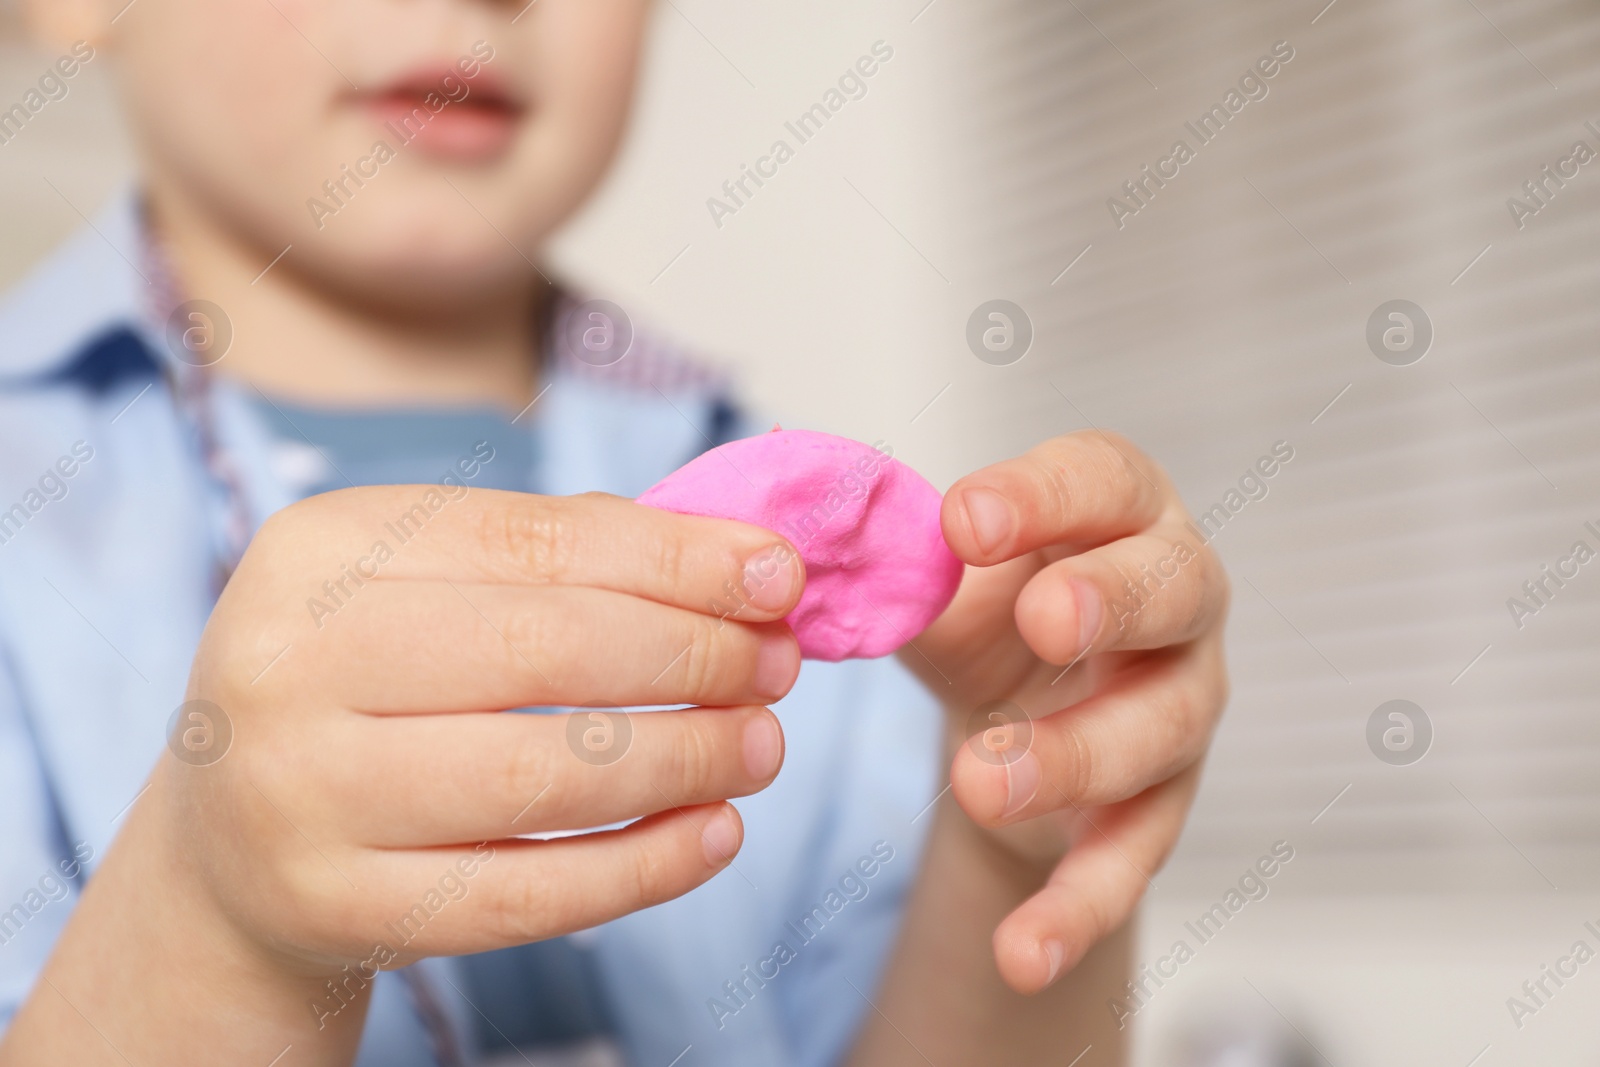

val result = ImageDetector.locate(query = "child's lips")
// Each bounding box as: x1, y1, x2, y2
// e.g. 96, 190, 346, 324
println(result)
360, 73, 525, 163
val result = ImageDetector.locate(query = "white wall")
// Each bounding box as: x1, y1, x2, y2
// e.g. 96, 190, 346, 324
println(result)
549, 0, 965, 480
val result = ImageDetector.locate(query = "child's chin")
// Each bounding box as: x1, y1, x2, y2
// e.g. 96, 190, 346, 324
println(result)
301, 232, 543, 310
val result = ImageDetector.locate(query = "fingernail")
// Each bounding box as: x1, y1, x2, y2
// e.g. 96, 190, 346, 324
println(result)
742, 713, 784, 781
745, 545, 800, 613
1069, 577, 1103, 657
701, 806, 741, 867
754, 633, 800, 701
961, 487, 1014, 556
1042, 939, 1066, 984
1001, 750, 1041, 820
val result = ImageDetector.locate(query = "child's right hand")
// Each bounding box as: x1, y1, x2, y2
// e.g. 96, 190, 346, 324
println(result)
4, 487, 804, 1065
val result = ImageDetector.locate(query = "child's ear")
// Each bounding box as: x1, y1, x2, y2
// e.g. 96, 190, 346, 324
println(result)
21, 0, 116, 54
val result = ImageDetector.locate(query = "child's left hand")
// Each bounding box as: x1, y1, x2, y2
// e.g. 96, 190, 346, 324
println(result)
902, 429, 1229, 992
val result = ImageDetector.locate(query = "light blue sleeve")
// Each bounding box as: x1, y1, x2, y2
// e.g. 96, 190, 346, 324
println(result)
0, 645, 85, 1031
772, 657, 945, 1067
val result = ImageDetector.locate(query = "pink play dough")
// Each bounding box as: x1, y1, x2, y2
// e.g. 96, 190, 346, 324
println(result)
637, 429, 964, 661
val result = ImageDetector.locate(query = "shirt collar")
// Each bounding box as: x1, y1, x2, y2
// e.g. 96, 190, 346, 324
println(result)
0, 182, 742, 480
0, 184, 154, 385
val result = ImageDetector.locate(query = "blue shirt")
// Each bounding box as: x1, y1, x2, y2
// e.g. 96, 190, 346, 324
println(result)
0, 189, 941, 1066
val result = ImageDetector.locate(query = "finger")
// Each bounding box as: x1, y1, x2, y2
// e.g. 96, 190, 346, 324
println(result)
951, 640, 1224, 826
994, 766, 1200, 994
294, 580, 800, 711
1014, 524, 1228, 662
319, 706, 783, 846
330, 803, 744, 960
941, 431, 1171, 567
264, 487, 805, 622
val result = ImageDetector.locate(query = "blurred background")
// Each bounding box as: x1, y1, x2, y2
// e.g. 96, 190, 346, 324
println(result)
3, 0, 1598, 1062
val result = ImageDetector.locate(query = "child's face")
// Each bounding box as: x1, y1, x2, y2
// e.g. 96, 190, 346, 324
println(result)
33, 0, 650, 308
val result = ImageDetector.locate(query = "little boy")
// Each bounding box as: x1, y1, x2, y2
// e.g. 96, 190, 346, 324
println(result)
0, 1, 1228, 1064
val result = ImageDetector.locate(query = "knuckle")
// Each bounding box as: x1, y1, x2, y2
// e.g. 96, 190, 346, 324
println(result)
1078, 882, 1122, 938
1151, 681, 1198, 773
674, 616, 723, 698
486, 871, 549, 943
1082, 432, 1132, 481
488, 497, 580, 581
663, 720, 720, 800
498, 602, 561, 677
1048, 867, 1123, 939
648, 531, 692, 601
1104, 559, 1148, 638
1054, 716, 1097, 802
1093, 430, 1144, 473
203, 625, 264, 693
1036, 460, 1078, 525
502, 735, 557, 810
625, 838, 678, 905
1060, 443, 1127, 519
203, 622, 298, 707
1151, 657, 1225, 774
1174, 558, 1211, 634
1087, 431, 1161, 510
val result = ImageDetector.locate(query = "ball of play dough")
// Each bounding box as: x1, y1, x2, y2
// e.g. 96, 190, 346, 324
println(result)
637, 429, 964, 661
